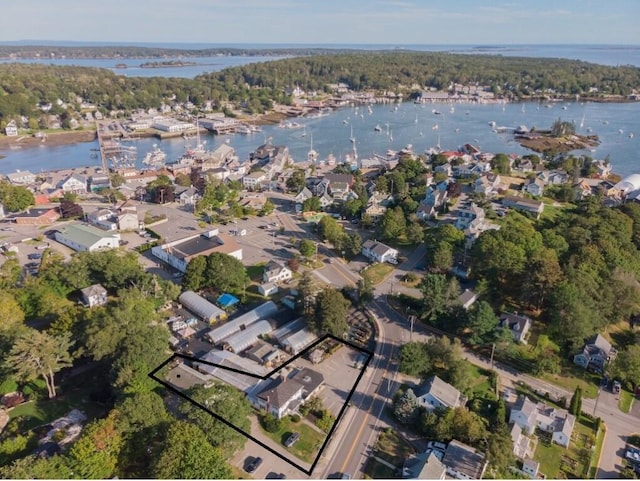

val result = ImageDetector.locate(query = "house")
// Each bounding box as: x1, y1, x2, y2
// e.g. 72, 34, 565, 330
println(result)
510, 423, 535, 460
175, 186, 201, 207
502, 195, 544, 218
362, 239, 398, 264
293, 187, 314, 204
454, 203, 485, 230
403, 451, 447, 479
258, 282, 279, 297
414, 375, 462, 411
573, 333, 617, 371
252, 367, 324, 419
473, 173, 501, 196
521, 458, 540, 479
509, 395, 576, 448
10, 207, 60, 225
79, 284, 108, 307
458, 289, 478, 310
263, 261, 293, 284
573, 179, 593, 200
524, 178, 545, 197
4, 120, 18, 136
117, 211, 139, 231
245, 341, 284, 368
6, 170, 36, 185
57, 174, 87, 195
442, 440, 487, 480
54, 223, 121, 252
242, 170, 268, 189
499, 312, 532, 344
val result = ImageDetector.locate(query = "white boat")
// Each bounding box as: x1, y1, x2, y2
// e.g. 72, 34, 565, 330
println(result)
432, 109, 442, 115
236, 124, 252, 134
629, 133, 635, 139
308, 133, 318, 162
142, 144, 166, 166
249, 124, 262, 133
301, 125, 307, 138
350, 125, 356, 143
449, 106, 455, 114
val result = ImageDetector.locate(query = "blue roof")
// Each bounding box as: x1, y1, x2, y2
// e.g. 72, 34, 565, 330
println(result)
218, 293, 240, 308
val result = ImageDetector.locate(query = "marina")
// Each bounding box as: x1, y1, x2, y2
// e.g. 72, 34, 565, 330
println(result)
1, 99, 639, 177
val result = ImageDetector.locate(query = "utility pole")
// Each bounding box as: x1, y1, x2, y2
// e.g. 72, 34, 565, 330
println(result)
408, 315, 415, 343
593, 389, 601, 417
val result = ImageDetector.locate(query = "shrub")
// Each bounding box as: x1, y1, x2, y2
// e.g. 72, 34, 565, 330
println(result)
0, 378, 18, 396
315, 409, 335, 433
290, 414, 301, 423
260, 412, 282, 433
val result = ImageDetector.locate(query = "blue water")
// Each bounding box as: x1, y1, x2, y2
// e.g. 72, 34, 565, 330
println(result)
1, 100, 638, 177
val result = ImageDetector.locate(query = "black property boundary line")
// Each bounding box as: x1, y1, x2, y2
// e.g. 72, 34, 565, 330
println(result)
148, 334, 374, 476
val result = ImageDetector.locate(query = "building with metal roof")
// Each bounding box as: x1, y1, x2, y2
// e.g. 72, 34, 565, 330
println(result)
54, 222, 121, 252
178, 291, 226, 323
272, 317, 307, 343
206, 301, 278, 345
195, 350, 266, 393
281, 327, 317, 355
222, 320, 274, 353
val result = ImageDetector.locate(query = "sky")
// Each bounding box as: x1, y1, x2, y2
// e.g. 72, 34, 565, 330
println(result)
1, 0, 639, 46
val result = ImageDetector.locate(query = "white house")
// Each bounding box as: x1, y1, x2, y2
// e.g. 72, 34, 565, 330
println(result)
263, 261, 293, 284
4, 120, 18, 136
251, 368, 324, 419
414, 375, 462, 411
524, 178, 545, 197
79, 284, 108, 307
58, 174, 88, 195
362, 239, 398, 264
242, 171, 268, 189
258, 282, 279, 297
117, 212, 139, 231
54, 223, 121, 252
509, 395, 576, 448
6, 170, 36, 185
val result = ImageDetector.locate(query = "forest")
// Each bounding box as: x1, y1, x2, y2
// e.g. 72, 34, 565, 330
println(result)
1, 51, 640, 125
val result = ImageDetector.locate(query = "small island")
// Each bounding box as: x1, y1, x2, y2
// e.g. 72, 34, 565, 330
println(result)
139, 60, 198, 68
514, 119, 600, 154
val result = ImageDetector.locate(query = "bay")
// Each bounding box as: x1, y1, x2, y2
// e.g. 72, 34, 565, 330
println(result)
1, 100, 638, 178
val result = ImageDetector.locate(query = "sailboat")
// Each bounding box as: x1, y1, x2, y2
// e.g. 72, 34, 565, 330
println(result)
350, 125, 356, 144
389, 129, 393, 142
301, 125, 307, 138
414, 114, 419, 124
521, 104, 526, 113
579, 110, 586, 129
374, 124, 382, 132
307, 132, 318, 162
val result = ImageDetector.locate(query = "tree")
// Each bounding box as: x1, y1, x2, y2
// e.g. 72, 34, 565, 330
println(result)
406, 223, 425, 244
182, 255, 207, 291
67, 412, 122, 479
611, 345, 640, 390
260, 412, 282, 433
299, 238, 316, 259
419, 273, 460, 324
297, 270, 317, 318
569, 386, 583, 415
204, 252, 248, 294
179, 383, 252, 456
467, 301, 499, 346
399, 342, 431, 377
0, 291, 25, 335
302, 196, 322, 212
490, 153, 511, 174
393, 388, 419, 424
317, 215, 342, 244
59, 199, 84, 219
379, 206, 406, 241
0, 454, 72, 479
259, 199, 275, 216
315, 409, 336, 433
286, 169, 306, 192
153, 421, 231, 480
0, 183, 34, 212
314, 288, 350, 336
5, 329, 73, 398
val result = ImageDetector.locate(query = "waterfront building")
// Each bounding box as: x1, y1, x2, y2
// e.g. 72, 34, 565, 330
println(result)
5, 170, 36, 185
151, 117, 195, 133
54, 223, 121, 252
4, 120, 18, 136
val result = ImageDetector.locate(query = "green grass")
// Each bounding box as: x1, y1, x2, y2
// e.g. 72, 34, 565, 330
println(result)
588, 423, 606, 479
258, 416, 324, 464
619, 390, 634, 413
534, 436, 563, 477
468, 364, 494, 398
534, 416, 598, 479
373, 428, 415, 466
540, 364, 599, 399
246, 262, 267, 282
362, 263, 395, 285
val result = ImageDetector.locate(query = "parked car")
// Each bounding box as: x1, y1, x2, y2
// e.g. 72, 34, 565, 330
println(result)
27, 253, 43, 260
427, 441, 447, 451
245, 457, 263, 473
35, 244, 49, 250
284, 432, 300, 448
613, 380, 622, 393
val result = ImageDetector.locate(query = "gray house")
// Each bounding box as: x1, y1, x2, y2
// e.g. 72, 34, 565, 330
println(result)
415, 375, 462, 411
499, 312, 532, 344
573, 334, 617, 371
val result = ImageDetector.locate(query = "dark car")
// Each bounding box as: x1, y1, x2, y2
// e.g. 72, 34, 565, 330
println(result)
284, 432, 300, 448
27, 253, 43, 260
245, 456, 263, 473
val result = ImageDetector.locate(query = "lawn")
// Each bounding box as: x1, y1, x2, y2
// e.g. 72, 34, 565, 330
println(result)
246, 262, 267, 282
373, 428, 415, 467
619, 390, 635, 413
540, 364, 599, 399
588, 423, 606, 479
533, 416, 598, 479
258, 416, 324, 464
362, 263, 395, 285
467, 364, 494, 399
